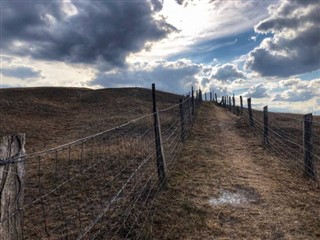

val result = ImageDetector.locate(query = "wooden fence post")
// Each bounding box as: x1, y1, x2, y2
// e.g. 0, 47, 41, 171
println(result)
247, 98, 254, 126
263, 106, 269, 144
196, 90, 199, 105
229, 96, 232, 111
0, 134, 25, 240
210, 92, 212, 102
179, 99, 185, 142
191, 87, 195, 116
152, 84, 167, 186
232, 94, 235, 114
215, 93, 217, 102
205, 92, 207, 101
303, 113, 315, 179
240, 96, 243, 115
188, 95, 192, 124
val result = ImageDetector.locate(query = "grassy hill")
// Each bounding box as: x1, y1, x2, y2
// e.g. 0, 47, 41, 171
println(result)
0, 87, 182, 153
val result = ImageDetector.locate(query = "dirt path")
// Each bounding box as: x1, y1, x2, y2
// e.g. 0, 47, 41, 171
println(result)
148, 103, 320, 240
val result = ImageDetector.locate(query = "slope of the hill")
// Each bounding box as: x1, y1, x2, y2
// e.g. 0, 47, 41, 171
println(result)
0, 87, 182, 152
147, 102, 320, 239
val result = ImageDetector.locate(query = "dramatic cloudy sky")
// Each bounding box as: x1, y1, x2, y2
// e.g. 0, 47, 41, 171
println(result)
1, 0, 319, 113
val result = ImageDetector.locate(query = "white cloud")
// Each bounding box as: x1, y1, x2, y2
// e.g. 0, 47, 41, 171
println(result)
272, 78, 320, 102
0, 55, 95, 88
243, 83, 269, 98
211, 64, 246, 82
132, 0, 273, 61
245, 0, 320, 77
91, 59, 206, 92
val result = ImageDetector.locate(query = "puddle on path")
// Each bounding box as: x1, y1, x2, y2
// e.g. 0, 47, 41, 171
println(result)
209, 187, 259, 206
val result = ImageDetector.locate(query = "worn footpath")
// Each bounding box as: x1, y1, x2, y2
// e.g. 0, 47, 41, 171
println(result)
149, 103, 320, 240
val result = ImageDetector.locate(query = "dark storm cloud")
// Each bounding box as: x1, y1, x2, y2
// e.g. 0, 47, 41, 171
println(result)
2, 0, 175, 67
1, 66, 41, 79
245, 0, 320, 77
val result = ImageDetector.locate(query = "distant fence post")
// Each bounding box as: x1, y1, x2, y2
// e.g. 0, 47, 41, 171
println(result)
210, 92, 212, 101
188, 95, 192, 124
240, 96, 243, 115
191, 87, 195, 116
229, 96, 232, 111
0, 134, 25, 240
196, 90, 199, 106
232, 94, 235, 114
205, 92, 207, 101
199, 89, 202, 102
303, 113, 315, 179
247, 98, 254, 126
152, 84, 167, 186
179, 99, 186, 143
215, 93, 217, 102
263, 106, 269, 145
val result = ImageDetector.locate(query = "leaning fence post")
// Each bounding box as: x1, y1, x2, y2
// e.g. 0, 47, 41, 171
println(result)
179, 99, 185, 142
263, 106, 269, 144
303, 113, 315, 179
0, 134, 25, 240
240, 96, 243, 115
152, 84, 167, 186
247, 98, 254, 126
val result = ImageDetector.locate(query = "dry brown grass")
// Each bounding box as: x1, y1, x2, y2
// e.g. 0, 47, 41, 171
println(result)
2, 88, 320, 239
0, 87, 183, 239
146, 102, 320, 239
0, 87, 181, 152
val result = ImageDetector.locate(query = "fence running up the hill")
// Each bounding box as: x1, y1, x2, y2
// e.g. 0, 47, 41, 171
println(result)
0, 85, 202, 240
209, 92, 320, 181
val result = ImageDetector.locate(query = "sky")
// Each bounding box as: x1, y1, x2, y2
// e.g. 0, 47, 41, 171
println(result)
1, 0, 319, 114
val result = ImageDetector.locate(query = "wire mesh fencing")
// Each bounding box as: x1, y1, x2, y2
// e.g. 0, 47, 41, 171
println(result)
229, 97, 320, 181
0, 95, 196, 239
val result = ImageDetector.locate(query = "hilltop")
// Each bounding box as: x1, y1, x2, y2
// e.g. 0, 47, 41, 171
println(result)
0, 87, 182, 153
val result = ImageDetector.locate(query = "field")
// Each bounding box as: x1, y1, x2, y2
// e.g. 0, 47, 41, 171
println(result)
0, 87, 181, 152
1, 87, 319, 239
0, 87, 191, 239
146, 103, 320, 239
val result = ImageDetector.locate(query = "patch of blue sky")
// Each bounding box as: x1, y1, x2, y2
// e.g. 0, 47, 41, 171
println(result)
233, 88, 248, 96
299, 70, 320, 81
169, 30, 272, 64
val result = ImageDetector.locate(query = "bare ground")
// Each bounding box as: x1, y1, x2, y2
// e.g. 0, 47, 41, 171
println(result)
148, 102, 320, 239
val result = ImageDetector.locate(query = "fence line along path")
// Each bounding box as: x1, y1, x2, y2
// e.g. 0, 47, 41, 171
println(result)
145, 102, 320, 239
0, 84, 202, 239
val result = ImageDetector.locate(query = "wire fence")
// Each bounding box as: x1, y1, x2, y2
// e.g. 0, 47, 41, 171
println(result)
214, 94, 320, 181
0, 88, 201, 239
